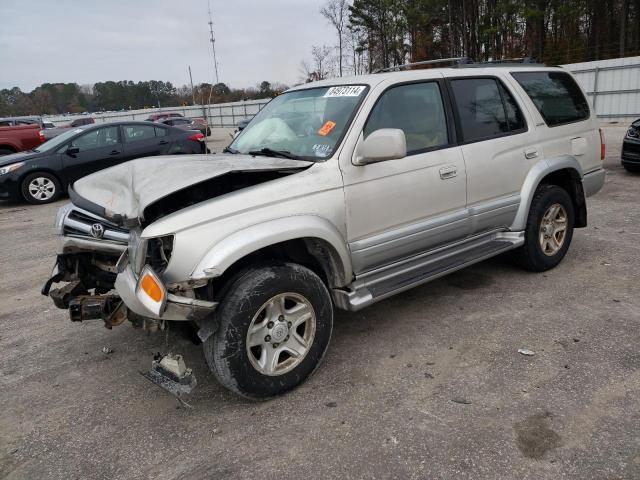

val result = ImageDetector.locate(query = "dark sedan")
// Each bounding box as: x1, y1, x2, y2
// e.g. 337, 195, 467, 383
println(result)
0, 121, 206, 204
622, 118, 640, 173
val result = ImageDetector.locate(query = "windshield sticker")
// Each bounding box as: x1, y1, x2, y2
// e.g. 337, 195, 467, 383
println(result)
318, 121, 336, 136
324, 85, 366, 97
313, 144, 332, 157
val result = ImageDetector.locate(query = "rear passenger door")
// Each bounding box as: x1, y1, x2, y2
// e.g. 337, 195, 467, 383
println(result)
448, 76, 536, 234
120, 124, 171, 161
342, 80, 468, 274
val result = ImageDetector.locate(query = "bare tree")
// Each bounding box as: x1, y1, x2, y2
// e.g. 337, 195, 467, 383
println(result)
320, 0, 349, 77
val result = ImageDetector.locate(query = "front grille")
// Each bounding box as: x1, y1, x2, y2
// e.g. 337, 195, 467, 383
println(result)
63, 208, 129, 244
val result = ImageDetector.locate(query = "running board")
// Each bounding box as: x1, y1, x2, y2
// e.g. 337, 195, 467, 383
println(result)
333, 231, 524, 311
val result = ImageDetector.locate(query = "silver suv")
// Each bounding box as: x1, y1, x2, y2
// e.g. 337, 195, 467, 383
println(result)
44, 63, 605, 399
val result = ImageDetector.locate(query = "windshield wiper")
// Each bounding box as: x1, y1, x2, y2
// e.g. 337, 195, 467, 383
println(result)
248, 148, 302, 160
223, 146, 238, 154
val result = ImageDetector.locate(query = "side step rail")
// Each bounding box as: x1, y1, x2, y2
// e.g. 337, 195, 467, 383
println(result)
333, 231, 524, 311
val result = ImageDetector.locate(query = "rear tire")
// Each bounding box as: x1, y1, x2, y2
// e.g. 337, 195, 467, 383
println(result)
513, 184, 575, 272
204, 263, 333, 400
21, 172, 61, 204
0, 148, 15, 156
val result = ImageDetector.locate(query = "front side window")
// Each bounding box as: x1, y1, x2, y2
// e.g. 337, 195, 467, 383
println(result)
511, 71, 590, 126
70, 126, 119, 152
229, 85, 368, 160
123, 125, 156, 142
364, 82, 449, 155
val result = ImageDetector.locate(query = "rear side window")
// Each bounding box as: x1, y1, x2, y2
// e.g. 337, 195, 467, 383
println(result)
364, 81, 449, 155
450, 78, 526, 143
511, 71, 590, 126
155, 127, 169, 137
123, 125, 156, 142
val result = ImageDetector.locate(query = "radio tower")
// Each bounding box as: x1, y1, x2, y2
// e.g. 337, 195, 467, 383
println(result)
208, 0, 220, 85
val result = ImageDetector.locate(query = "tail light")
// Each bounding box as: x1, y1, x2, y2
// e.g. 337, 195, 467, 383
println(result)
38, 130, 45, 144
599, 128, 605, 161
188, 133, 205, 142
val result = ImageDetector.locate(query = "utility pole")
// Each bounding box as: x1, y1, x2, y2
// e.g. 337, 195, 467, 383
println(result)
208, 0, 219, 85
188, 65, 195, 105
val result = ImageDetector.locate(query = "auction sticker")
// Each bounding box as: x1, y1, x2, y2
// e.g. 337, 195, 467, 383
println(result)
324, 85, 366, 97
318, 121, 336, 136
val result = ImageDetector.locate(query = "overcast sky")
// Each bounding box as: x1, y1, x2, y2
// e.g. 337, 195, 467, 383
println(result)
0, 0, 335, 92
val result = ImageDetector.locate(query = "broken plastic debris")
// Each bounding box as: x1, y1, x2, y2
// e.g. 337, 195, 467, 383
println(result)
518, 348, 535, 356
102, 346, 114, 354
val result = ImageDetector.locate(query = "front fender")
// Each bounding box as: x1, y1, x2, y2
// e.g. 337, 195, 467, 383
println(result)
511, 155, 583, 231
190, 215, 353, 284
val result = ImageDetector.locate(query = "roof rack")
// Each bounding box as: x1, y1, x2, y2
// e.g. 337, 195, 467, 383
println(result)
374, 57, 545, 73
374, 57, 473, 73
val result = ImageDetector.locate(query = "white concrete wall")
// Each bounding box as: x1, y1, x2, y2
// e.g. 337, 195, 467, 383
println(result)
43, 98, 270, 127
562, 56, 640, 123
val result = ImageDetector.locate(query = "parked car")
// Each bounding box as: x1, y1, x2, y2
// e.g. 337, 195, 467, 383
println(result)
237, 117, 251, 131
145, 112, 183, 122
190, 117, 211, 136
621, 118, 640, 173
0, 123, 45, 156
43, 121, 56, 129
43, 63, 605, 400
0, 116, 44, 127
160, 117, 211, 136
43, 117, 95, 140
0, 121, 205, 204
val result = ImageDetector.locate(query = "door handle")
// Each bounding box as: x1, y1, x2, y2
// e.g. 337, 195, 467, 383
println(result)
524, 148, 538, 159
439, 165, 457, 180
109, 150, 121, 155
159, 140, 169, 145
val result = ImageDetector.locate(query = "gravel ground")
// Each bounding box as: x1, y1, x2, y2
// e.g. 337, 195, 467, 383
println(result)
1, 126, 639, 480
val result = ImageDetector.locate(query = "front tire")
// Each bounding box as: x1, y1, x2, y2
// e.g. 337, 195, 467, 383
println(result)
204, 263, 333, 400
513, 184, 575, 272
21, 172, 61, 204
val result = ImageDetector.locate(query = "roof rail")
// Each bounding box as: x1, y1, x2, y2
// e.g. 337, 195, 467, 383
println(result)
374, 57, 473, 73
479, 57, 539, 64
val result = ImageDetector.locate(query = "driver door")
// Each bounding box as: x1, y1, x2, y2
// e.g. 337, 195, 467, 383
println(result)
340, 80, 468, 274
61, 126, 123, 184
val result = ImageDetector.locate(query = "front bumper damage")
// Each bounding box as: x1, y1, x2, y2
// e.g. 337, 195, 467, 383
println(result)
43, 250, 218, 405
43, 253, 217, 325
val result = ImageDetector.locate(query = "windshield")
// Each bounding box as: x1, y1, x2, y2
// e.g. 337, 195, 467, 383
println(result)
33, 127, 87, 152
229, 85, 368, 160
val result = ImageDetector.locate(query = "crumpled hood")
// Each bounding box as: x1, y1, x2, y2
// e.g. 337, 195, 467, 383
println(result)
71, 154, 312, 225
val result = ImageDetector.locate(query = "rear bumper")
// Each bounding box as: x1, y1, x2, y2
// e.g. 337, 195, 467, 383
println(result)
622, 137, 640, 165
114, 264, 217, 321
582, 168, 605, 197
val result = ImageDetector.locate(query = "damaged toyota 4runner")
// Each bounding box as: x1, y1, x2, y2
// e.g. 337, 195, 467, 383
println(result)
44, 62, 606, 400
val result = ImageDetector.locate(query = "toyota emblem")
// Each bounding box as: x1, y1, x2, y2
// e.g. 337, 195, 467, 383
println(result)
90, 223, 105, 239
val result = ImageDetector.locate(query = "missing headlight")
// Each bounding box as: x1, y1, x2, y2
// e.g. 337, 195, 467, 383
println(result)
146, 235, 174, 275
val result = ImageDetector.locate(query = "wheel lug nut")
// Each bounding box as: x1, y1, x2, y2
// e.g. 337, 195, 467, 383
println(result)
287, 322, 292, 328
265, 335, 271, 342
278, 315, 285, 322
267, 321, 274, 328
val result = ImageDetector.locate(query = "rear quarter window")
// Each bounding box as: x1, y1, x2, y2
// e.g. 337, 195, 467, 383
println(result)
511, 71, 590, 127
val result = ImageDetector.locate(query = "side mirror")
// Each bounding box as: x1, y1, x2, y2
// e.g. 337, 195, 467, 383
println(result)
66, 145, 80, 156
354, 128, 407, 165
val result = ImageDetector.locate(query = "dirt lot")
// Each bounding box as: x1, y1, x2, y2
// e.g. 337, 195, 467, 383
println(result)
1, 126, 639, 479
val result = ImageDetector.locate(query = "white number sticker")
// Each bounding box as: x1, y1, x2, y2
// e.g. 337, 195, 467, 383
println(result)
324, 85, 366, 98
